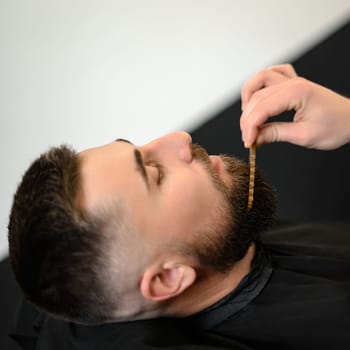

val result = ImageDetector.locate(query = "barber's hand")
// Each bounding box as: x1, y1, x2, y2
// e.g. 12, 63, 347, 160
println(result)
240, 64, 350, 150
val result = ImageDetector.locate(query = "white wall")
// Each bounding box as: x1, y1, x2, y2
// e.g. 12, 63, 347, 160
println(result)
1, 0, 349, 259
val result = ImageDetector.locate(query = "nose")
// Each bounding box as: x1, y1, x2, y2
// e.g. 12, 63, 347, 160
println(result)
142, 131, 193, 163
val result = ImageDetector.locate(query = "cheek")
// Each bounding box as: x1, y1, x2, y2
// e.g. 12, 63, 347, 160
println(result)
165, 177, 225, 230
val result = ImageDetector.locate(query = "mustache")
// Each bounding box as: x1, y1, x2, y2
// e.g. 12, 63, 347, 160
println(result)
190, 143, 211, 165
191, 143, 250, 178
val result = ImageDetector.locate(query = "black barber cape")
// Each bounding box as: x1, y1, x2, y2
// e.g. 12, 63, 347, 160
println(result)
10, 222, 350, 350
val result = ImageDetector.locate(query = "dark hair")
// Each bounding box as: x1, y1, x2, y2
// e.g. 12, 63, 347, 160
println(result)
8, 145, 117, 324
230, 165, 277, 258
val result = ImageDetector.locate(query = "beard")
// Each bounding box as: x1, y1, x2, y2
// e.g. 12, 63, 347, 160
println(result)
189, 144, 275, 273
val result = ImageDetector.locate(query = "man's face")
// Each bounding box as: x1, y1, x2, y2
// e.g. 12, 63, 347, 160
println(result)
79, 131, 248, 272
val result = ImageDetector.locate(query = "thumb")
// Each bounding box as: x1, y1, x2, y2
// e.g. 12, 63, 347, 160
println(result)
256, 121, 306, 147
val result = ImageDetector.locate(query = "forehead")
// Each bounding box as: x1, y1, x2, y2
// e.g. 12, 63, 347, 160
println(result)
79, 140, 130, 158
77, 141, 143, 215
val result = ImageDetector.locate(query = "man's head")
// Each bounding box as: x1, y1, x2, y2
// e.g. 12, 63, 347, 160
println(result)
8, 131, 276, 324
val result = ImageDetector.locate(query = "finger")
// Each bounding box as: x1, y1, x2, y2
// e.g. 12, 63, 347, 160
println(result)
242, 97, 294, 147
241, 69, 293, 110
241, 77, 309, 147
268, 64, 297, 79
241, 81, 290, 135
242, 82, 283, 118
256, 121, 307, 147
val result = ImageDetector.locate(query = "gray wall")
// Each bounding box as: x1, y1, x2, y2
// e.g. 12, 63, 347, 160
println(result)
1, 0, 350, 259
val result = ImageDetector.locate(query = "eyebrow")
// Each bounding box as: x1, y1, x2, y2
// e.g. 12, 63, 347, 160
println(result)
114, 138, 149, 188
114, 138, 132, 144
134, 149, 149, 188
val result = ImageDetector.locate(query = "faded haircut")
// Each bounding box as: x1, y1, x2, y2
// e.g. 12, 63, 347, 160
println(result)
8, 145, 120, 325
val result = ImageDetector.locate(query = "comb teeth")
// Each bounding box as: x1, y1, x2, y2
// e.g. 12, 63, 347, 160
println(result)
247, 143, 256, 212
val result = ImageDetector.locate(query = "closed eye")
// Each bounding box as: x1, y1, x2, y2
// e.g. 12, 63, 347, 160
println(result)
146, 162, 164, 185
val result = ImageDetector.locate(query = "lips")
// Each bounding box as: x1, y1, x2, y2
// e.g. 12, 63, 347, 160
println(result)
209, 155, 222, 174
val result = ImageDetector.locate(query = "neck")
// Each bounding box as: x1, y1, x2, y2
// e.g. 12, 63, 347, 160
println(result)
165, 244, 256, 317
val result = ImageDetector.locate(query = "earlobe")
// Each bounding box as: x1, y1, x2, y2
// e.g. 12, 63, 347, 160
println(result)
140, 262, 196, 301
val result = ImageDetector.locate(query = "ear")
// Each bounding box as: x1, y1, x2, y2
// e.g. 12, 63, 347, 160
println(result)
140, 262, 196, 302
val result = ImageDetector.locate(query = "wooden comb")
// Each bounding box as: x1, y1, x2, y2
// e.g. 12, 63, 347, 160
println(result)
247, 143, 256, 212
